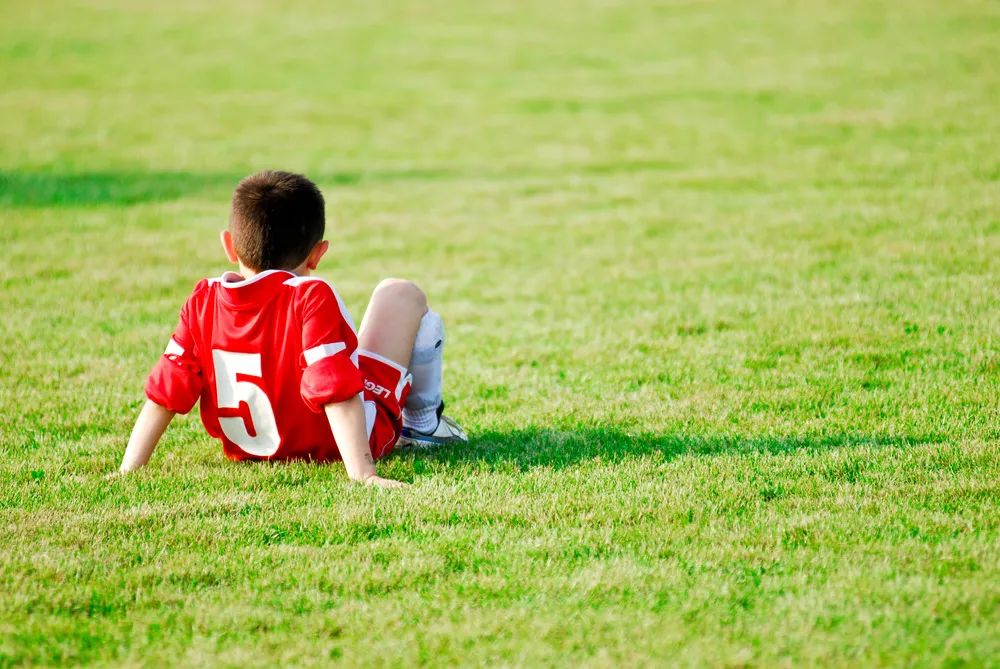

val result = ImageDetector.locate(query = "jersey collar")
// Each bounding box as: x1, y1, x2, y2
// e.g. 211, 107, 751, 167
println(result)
212, 269, 296, 310
215, 269, 295, 287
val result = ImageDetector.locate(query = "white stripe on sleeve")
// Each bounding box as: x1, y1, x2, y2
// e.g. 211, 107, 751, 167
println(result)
165, 338, 185, 356
303, 342, 347, 366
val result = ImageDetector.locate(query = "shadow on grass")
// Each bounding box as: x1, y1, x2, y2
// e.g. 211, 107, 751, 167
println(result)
405, 427, 946, 472
0, 160, 684, 208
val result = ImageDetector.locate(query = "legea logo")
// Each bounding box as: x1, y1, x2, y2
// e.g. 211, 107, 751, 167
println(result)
364, 380, 391, 399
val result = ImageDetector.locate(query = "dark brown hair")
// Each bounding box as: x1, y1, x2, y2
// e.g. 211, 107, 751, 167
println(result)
230, 170, 325, 271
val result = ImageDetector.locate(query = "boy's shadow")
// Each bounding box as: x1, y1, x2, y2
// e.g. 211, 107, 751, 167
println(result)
404, 427, 945, 472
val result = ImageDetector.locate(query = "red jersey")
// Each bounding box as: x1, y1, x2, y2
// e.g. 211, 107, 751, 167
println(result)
145, 269, 366, 462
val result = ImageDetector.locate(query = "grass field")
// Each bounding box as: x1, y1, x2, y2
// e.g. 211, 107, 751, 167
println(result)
2, 0, 999, 666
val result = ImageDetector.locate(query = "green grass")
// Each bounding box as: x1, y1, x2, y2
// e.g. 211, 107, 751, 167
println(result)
1, 0, 999, 666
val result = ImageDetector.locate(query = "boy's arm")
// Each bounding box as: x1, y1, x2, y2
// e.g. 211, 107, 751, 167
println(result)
117, 399, 176, 474
324, 395, 407, 488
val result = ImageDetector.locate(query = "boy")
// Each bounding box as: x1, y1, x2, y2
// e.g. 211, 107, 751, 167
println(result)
115, 170, 466, 487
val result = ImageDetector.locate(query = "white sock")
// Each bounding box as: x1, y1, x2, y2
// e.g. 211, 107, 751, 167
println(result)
403, 310, 444, 433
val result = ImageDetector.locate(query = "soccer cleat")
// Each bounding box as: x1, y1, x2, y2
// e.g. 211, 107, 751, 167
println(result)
397, 402, 468, 448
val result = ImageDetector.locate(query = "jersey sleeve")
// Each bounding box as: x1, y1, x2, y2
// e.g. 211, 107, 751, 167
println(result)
297, 281, 364, 412
145, 290, 204, 414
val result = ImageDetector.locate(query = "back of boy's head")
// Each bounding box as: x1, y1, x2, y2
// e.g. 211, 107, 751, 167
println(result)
230, 170, 325, 271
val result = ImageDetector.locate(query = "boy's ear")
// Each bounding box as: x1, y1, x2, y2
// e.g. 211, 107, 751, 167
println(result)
305, 240, 329, 271
220, 230, 239, 264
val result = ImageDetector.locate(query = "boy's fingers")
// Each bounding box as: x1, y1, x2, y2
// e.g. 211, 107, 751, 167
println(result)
365, 476, 409, 489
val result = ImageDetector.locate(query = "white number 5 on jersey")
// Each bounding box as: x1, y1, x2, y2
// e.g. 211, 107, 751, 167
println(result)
212, 350, 281, 456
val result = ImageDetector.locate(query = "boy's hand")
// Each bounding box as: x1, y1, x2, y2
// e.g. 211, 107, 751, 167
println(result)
361, 474, 409, 489
325, 396, 404, 486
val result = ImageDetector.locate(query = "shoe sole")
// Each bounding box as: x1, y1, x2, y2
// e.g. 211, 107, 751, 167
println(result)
396, 434, 467, 449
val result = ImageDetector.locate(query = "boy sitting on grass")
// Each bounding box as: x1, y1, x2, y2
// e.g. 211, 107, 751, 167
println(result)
115, 170, 466, 487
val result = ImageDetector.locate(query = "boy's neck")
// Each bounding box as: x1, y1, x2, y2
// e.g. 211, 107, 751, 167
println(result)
236, 261, 310, 281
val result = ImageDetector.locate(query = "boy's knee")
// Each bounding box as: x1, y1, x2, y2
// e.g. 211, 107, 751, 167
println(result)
373, 278, 427, 312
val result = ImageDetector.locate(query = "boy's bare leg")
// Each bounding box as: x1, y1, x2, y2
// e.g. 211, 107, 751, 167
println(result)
358, 278, 427, 368
358, 278, 466, 444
